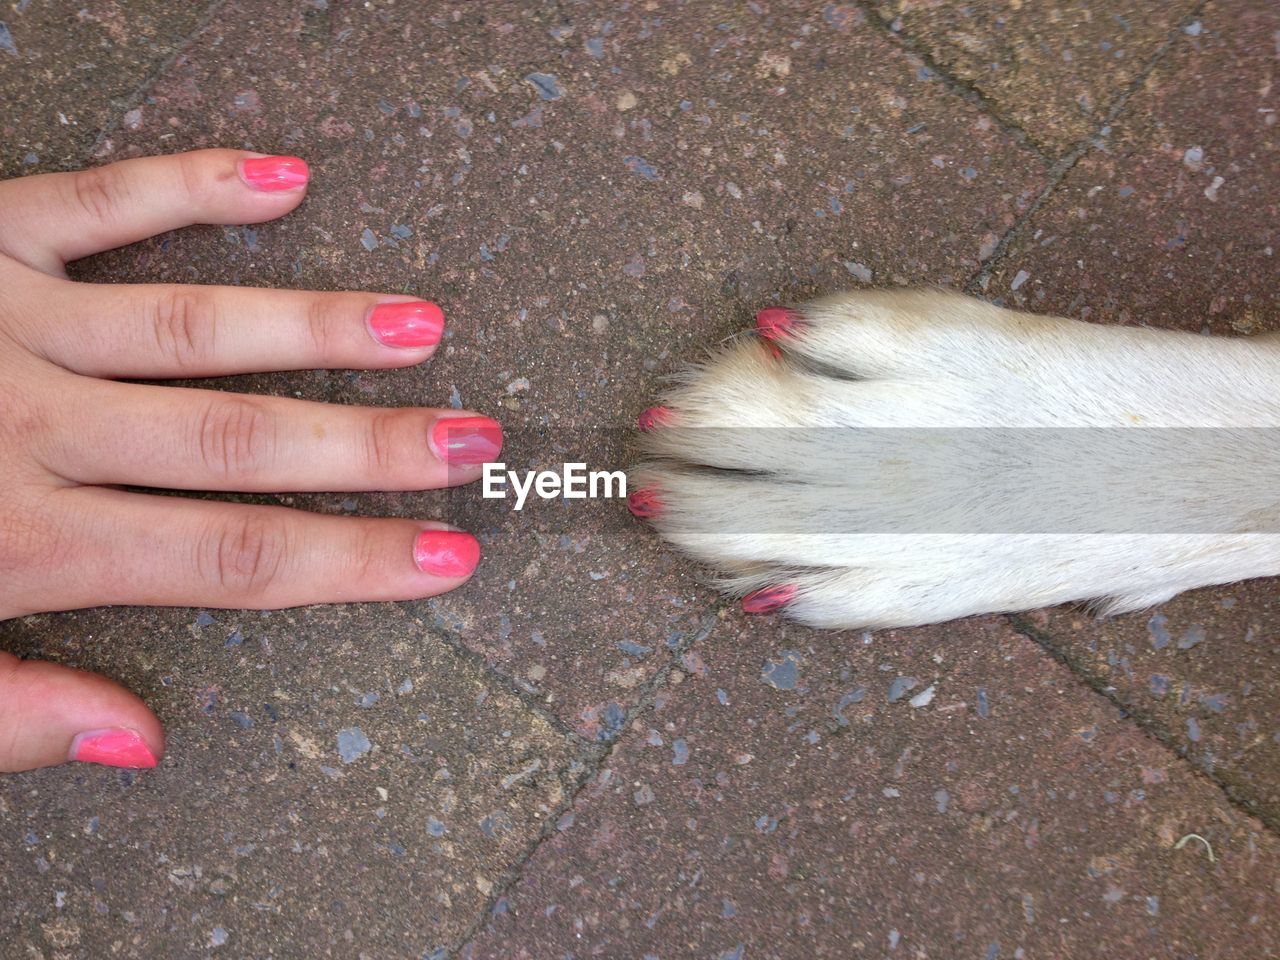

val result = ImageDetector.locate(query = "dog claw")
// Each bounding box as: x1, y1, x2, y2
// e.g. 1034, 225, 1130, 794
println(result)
628, 489, 663, 518
637, 406, 673, 432
742, 584, 797, 614
755, 307, 799, 341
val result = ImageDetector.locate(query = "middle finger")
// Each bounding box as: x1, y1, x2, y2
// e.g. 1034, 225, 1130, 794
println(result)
46, 377, 503, 492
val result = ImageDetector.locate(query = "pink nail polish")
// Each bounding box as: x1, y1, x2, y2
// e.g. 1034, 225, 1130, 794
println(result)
239, 155, 310, 191
414, 530, 481, 577
637, 406, 673, 432
742, 584, 797, 614
627, 489, 663, 518
71, 729, 158, 769
756, 307, 798, 341
368, 301, 445, 348
430, 417, 503, 465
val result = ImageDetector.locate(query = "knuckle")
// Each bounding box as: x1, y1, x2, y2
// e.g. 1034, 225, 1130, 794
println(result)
0, 653, 24, 753
173, 151, 211, 208
304, 295, 341, 359
0, 492, 70, 587
195, 398, 276, 482
0, 386, 42, 453
0, 653, 20, 691
0, 502, 42, 578
203, 512, 290, 599
363, 410, 406, 476
69, 165, 129, 226
346, 524, 386, 586
150, 287, 216, 372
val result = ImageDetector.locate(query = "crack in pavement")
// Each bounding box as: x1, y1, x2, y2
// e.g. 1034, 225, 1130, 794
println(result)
83, 0, 230, 163
964, 0, 1209, 294
1009, 613, 1279, 836
447, 611, 720, 958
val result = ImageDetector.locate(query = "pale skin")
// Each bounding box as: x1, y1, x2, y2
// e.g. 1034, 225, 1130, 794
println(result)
0, 149, 501, 773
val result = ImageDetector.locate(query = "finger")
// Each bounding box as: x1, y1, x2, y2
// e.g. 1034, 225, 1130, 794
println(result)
25, 279, 445, 377
0, 149, 309, 273
34, 488, 482, 612
47, 379, 502, 491
0, 652, 163, 772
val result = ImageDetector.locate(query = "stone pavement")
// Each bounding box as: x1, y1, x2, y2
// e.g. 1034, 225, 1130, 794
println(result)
0, 1, 1276, 958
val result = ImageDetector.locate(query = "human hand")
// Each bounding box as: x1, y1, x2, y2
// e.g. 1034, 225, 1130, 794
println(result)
0, 149, 500, 772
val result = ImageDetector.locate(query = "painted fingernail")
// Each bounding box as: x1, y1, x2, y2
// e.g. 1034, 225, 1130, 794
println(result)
742, 584, 797, 614
414, 530, 481, 577
239, 155, 310, 191
637, 406, 673, 432
627, 489, 663, 518
430, 416, 503, 465
368, 301, 445, 348
756, 307, 798, 341
70, 729, 158, 769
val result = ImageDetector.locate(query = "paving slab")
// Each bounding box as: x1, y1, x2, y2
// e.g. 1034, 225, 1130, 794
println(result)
982, 0, 1280, 830
464, 614, 1280, 959
987, 0, 1279, 329
0, 603, 579, 957
4, 1, 1276, 958
66, 0, 1050, 734
871, 0, 1201, 155
1015, 580, 1280, 831
0, 0, 218, 177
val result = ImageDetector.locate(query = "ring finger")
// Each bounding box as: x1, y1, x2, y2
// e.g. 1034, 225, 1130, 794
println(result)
18, 487, 482, 614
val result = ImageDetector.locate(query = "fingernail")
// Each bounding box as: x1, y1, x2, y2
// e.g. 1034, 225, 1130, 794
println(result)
627, 489, 663, 518
70, 729, 158, 769
368, 301, 445, 348
414, 530, 481, 577
637, 406, 673, 432
430, 416, 503, 465
239, 155, 310, 191
756, 307, 798, 341
742, 584, 797, 614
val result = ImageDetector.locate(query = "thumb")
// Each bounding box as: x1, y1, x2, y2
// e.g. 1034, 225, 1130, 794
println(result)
0, 652, 164, 772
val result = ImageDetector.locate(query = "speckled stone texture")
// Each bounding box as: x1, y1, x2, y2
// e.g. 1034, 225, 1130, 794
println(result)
871, 0, 1201, 155
0, 0, 219, 176
988, 0, 1278, 329
464, 617, 1279, 959
1, 604, 579, 957
1, 0, 1278, 958
1016, 581, 1280, 831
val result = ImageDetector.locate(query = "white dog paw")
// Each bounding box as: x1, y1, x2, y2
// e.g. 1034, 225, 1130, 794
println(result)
633, 289, 1280, 629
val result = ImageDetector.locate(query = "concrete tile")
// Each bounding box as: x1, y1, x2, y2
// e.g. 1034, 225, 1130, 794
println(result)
0, 604, 579, 956
0, 0, 217, 176
68, 0, 1050, 733
464, 615, 1280, 959
978, 1, 1280, 832
987, 0, 1279, 329
873, 0, 1200, 154
1018, 580, 1280, 830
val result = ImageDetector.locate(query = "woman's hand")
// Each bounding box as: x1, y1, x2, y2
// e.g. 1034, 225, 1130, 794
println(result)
0, 149, 500, 772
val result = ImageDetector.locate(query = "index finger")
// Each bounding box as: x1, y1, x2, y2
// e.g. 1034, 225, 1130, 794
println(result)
0, 149, 309, 273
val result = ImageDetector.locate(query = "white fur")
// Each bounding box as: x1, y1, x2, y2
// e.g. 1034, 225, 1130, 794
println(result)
637, 289, 1280, 629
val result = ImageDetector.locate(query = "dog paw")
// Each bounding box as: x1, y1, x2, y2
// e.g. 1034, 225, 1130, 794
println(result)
633, 289, 1280, 629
